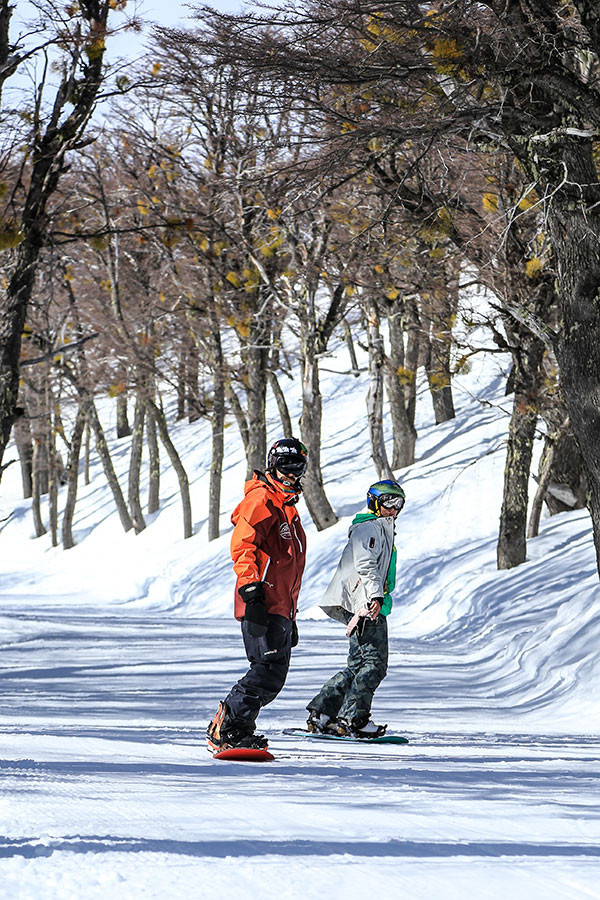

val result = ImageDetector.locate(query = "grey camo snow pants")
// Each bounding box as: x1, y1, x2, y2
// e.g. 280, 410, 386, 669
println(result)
307, 614, 388, 726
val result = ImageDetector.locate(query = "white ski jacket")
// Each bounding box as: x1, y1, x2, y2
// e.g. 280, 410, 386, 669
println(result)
320, 512, 396, 623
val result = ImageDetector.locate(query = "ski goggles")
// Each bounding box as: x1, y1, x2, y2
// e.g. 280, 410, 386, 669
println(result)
278, 458, 307, 478
380, 495, 405, 511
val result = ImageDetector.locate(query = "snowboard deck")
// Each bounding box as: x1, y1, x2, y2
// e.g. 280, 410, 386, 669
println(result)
282, 728, 409, 745
211, 747, 275, 762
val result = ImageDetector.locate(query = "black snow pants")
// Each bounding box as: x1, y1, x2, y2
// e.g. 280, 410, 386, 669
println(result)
225, 614, 294, 729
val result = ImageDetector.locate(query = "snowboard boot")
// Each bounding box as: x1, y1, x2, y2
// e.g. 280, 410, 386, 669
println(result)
207, 701, 268, 752
306, 710, 337, 735
336, 716, 387, 739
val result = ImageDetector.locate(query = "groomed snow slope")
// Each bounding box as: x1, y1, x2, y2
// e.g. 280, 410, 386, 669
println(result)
1, 324, 599, 899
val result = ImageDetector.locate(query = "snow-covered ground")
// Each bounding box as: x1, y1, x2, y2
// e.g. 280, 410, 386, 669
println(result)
1, 324, 599, 899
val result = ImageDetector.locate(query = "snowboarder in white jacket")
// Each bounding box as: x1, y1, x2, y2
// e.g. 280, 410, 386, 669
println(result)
306, 480, 405, 738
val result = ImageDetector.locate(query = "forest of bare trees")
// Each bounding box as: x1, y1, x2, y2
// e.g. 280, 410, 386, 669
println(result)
1, 1, 599, 577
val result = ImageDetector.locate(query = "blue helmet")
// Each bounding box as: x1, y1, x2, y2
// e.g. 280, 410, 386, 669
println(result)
367, 480, 406, 515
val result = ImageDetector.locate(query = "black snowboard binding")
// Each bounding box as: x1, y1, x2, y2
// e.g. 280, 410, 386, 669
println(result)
336, 717, 387, 739
207, 701, 268, 752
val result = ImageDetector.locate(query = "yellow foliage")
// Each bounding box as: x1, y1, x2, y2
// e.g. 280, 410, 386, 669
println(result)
432, 38, 463, 60
419, 208, 452, 245
436, 207, 452, 233
482, 193, 498, 213
259, 227, 284, 258
0, 226, 24, 251
108, 382, 127, 398
344, 284, 356, 297
152, 62, 162, 75
428, 247, 444, 259
429, 371, 450, 389
243, 267, 259, 292
137, 201, 149, 216
525, 257, 543, 278
85, 37, 106, 61
226, 271, 241, 288
267, 208, 282, 220
226, 315, 250, 338
88, 234, 109, 251
454, 355, 472, 376
387, 287, 400, 300
374, 264, 384, 273
0, 181, 7, 198
341, 122, 357, 133
518, 190, 539, 211
396, 366, 416, 386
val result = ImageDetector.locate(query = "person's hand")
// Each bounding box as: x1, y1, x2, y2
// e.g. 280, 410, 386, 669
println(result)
240, 582, 268, 637
368, 598, 383, 620
346, 605, 370, 638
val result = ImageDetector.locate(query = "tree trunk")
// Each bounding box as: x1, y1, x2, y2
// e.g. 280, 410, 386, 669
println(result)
146, 401, 160, 515
404, 298, 421, 429
269, 371, 294, 438
13, 406, 33, 499
147, 400, 192, 539
527, 416, 572, 539
497, 332, 545, 569
365, 298, 394, 481
116, 392, 131, 439
424, 340, 456, 424
243, 310, 270, 477
522, 137, 600, 573
48, 437, 59, 549
84, 420, 91, 486
422, 291, 456, 425
128, 394, 146, 533
31, 437, 47, 538
62, 406, 86, 550
226, 383, 250, 455
86, 398, 133, 533
385, 302, 417, 468
299, 328, 338, 531
0, 239, 42, 481
187, 341, 202, 423
177, 345, 187, 420
342, 317, 360, 376
208, 324, 225, 542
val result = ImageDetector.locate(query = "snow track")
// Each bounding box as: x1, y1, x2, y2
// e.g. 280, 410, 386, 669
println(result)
1, 613, 599, 899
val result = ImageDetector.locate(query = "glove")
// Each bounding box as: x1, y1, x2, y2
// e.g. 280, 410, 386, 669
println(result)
240, 582, 268, 637
291, 621, 299, 647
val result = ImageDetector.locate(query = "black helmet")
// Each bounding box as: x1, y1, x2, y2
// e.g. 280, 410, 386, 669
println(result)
267, 438, 308, 478
367, 480, 405, 515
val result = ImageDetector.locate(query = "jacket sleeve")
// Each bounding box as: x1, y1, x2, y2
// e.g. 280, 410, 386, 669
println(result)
351, 522, 385, 601
230, 493, 273, 587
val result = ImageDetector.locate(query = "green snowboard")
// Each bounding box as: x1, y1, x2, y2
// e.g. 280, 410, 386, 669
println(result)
282, 728, 409, 745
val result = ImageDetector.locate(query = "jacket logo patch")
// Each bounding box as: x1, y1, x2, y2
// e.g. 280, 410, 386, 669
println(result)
280, 523, 292, 540
369, 537, 375, 548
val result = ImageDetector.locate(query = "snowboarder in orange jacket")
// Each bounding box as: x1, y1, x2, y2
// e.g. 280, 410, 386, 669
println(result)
207, 438, 307, 753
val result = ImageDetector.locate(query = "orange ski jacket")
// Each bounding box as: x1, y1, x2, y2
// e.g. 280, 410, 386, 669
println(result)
230, 471, 306, 621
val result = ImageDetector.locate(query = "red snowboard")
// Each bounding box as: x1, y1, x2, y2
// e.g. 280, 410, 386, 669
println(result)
212, 747, 275, 762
